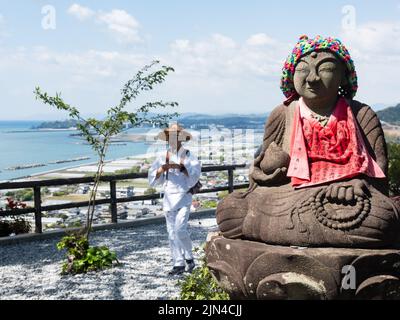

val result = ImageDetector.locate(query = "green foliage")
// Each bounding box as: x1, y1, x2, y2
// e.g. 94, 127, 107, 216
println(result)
69, 221, 82, 228
9, 218, 31, 234
52, 190, 69, 197
0, 222, 10, 237
388, 143, 400, 196
57, 234, 119, 275
179, 246, 230, 300
143, 158, 153, 165
201, 200, 218, 209
6, 189, 34, 201
144, 187, 157, 195
0, 217, 31, 237
57, 213, 69, 220
114, 166, 140, 175
32, 119, 81, 130
21, 190, 33, 201
217, 191, 229, 200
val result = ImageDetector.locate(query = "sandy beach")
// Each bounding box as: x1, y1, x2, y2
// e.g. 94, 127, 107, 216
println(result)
12, 152, 158, 182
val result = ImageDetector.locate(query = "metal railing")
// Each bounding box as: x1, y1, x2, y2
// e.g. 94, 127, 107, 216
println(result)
0, 164, 249, 234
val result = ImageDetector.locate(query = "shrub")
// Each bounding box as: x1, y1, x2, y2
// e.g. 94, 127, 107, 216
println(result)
144, 187, 157, 195
0, 222, 11, 237
5, 189, 34, 201
178, 246, 230, 300
53, 191, 69, 197
115, 166, 140, 175
10, 218, 31, 234
388, 143, 400, 196
56, 234, 119, 275
217, 191, 229, 200
0, 198, 31, 237
0, 218, 31, 237
201, 200, 218, 209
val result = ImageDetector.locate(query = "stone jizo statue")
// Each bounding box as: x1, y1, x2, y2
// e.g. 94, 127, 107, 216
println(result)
206, 35, 400, 300
217, 35, 399, 248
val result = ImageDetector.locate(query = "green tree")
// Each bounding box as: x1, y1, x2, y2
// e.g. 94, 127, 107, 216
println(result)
35, 61, 179, 274
115, 166, 140, 175
6, 189, 34, 201
201, 200, 218, 209
144, 187, 157, 195
217, 190, 229, 200
388, 143, 400, 196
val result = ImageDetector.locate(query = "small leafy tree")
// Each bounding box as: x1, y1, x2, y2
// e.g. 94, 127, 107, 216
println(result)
144, 187, 157, 195
388, 143, 400, 196
35, 61, 179, 274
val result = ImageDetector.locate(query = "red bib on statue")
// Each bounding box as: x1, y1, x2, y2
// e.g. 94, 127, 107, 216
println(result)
287, 97, 385, 188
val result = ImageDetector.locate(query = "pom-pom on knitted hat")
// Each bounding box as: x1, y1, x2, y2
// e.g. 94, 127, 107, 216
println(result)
280, 35, 358, 102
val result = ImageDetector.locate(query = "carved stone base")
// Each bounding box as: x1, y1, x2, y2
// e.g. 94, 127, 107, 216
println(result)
205, 234, 400, 300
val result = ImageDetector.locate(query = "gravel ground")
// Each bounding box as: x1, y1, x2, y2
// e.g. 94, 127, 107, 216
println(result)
0, 213, 217, 300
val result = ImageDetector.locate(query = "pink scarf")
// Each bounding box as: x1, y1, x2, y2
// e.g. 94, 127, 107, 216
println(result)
287, 97, 385, 188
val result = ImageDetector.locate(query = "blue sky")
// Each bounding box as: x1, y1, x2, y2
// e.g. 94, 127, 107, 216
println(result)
0, 1, 399, 120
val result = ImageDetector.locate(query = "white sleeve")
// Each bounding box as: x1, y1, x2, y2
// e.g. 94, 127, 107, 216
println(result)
148, 156, 165, 187
182, 151, 201, 189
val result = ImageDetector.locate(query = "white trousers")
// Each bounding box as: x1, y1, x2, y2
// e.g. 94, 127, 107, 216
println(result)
165, 205, 193, 267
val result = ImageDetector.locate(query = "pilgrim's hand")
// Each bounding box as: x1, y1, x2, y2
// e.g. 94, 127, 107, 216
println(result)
167, 163, 181, 170
156, 164, 173, 177
325, 179, 369, 203
159, 164, 170, 172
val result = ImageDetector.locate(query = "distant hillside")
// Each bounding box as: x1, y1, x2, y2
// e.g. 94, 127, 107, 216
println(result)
32, 112, 270, 130
178, 113, 269, 129
377, 104, 400, 125
31, 119, 81, 129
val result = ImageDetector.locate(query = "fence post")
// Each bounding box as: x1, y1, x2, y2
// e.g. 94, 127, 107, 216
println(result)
228, 168, 234, 194
110, 180, 118, 223
33, 186, 42, 233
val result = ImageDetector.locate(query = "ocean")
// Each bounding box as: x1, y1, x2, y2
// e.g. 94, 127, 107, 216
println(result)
0, 121, 151, 182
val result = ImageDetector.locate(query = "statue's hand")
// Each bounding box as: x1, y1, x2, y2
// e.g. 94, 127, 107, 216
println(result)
326, 179, 369, 203
251, 166, 288, 186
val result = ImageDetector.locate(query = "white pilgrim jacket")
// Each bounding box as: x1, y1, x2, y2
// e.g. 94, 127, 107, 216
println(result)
148, 147, 201, 212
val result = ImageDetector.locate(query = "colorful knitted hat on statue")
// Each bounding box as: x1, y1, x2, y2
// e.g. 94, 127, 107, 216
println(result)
280, 35, 358, 102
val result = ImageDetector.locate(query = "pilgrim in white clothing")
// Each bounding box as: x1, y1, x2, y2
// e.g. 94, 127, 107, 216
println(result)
148, 123, 201, 275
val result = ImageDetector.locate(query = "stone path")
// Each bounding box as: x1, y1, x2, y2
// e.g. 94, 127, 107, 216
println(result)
0, 213, 217, 300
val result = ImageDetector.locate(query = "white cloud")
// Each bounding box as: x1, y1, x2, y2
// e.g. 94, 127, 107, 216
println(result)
68, 5, 141, 44
168, 33, 287, 80
211, 34, 237, 49
246, 33, 276, 46
0, 14, 5, 35
339, 21, 400, 104
0, 14, 11, 40
30, 47, 148, 80
68, 4, 95, 21
3, 24, 399, 119
97, 9, 141, 44
0, 33, 290, 118
341, 21, 400, 59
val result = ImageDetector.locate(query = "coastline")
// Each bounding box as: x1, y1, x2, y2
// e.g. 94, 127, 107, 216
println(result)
9, 151, 158, 182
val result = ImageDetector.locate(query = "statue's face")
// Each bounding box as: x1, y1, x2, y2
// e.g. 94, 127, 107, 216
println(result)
293, 51, 345, 103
